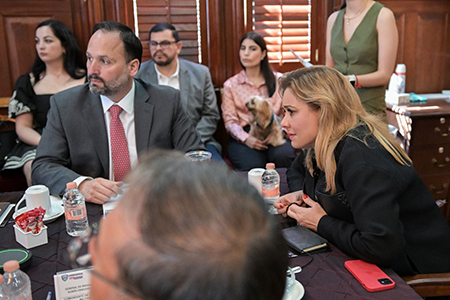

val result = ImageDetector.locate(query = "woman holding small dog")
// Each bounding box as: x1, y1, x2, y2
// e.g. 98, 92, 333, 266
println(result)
221, 32, 296, 171
274, 66, 450, 276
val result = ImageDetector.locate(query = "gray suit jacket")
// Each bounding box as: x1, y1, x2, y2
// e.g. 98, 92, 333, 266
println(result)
136, 58, 220, 151
32, 79, 204, 196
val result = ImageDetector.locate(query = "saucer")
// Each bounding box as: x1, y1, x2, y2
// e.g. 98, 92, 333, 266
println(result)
13, 195, 64, 223
283, 280, 305, 300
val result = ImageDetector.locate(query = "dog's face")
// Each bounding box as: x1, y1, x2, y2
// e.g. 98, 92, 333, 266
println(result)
246, 96, 273, 127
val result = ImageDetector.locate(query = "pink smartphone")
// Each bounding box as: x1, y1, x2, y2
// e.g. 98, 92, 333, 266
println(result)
345, 260, 396, 292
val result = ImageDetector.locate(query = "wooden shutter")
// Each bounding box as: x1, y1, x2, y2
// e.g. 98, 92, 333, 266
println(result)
136, 0, 200, 63
248, 0, 311, 65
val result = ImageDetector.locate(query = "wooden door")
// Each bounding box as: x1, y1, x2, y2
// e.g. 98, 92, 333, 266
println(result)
380, 0, 450, 94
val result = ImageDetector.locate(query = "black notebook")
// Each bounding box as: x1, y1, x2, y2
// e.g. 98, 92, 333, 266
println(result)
282, 225, 329, 254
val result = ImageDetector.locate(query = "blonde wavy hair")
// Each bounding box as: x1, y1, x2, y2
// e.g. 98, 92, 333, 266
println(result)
279, 66, 411, 193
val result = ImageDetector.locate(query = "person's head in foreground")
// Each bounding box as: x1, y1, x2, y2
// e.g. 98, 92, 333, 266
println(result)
89, 150, 288, 300
280, 66, 409, 193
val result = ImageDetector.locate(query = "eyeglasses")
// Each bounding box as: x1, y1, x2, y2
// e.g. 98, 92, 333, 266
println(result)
66, 223, 142, 298
149, 40, 177, 49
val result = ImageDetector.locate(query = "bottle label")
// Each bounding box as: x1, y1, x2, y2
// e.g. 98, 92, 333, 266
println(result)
262, 186, 279, 197
65, 206, 87, 220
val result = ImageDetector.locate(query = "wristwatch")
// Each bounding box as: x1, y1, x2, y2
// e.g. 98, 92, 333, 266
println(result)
348, 74, 356, 87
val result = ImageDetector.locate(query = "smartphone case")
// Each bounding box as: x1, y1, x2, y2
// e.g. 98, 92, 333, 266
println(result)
345, 260, 395, 292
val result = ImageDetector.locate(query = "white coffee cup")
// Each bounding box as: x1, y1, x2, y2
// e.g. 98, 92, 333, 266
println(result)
15, 185, 52, 216
247, 168, 265, 194
284, 267, 296, 297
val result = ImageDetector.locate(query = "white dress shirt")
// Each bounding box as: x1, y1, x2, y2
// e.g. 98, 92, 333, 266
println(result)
155, 59, 180, 90
101, 81, 138, 180
74, 81, 138, 186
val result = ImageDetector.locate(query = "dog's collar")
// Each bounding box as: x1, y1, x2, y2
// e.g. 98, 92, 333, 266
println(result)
256, 114, 275, 129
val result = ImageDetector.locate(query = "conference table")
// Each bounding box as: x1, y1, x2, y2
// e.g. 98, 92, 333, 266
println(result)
0, 169, 422, 300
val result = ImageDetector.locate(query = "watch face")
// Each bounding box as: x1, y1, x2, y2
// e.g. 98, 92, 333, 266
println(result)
348, 75, 356, 86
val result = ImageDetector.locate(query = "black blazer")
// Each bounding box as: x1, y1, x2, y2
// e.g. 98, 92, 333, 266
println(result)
287, 125, 450, 275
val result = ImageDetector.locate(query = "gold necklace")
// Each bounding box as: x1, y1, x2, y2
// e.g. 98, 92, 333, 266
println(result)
344, 0, 369, 25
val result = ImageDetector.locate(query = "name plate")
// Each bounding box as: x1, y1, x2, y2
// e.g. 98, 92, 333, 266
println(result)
54, 267, 91, 300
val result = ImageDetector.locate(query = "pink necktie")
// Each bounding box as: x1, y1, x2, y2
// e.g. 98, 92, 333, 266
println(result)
109, 105, 130, 181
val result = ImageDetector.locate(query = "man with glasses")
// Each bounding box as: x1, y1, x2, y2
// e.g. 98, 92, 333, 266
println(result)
32, 21, 204, 203
79, 150, 288, 300
136, 23, 223, 161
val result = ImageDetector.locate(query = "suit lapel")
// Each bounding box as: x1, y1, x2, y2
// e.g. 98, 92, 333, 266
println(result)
147, 61, 158, 84
134, 80, 154, 155
82, 92, 109, 176
178, 60, 190, 111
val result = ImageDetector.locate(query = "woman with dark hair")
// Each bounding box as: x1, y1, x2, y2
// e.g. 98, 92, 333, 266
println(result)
275, 66, 450, 276
3, 19, 86, 185
221, 32, 296, 171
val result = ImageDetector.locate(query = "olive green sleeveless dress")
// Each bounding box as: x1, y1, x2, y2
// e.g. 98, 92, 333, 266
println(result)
330, 2, 386, 118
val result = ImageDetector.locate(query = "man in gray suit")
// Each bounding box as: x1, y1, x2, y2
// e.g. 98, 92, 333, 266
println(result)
135, 23, 222, 161
32, 21, 204, 204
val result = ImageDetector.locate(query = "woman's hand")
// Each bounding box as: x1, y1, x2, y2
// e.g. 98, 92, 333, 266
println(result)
287, 194, 327, 232
274, 190, 303, 214
244, 136, 268, 150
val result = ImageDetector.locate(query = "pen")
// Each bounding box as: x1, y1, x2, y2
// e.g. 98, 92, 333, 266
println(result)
46, 291, 52, 300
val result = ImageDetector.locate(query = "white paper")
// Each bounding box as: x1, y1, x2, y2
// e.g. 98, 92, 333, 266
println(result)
102, 183, 129, 216
102, 201, 119, 216
54, 268, 91, 300
289, 49, 313, 68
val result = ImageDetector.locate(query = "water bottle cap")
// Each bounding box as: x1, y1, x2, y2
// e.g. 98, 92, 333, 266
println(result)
3, 260, 19, 272
266, 163, 275, 169
66, 182, 77, 189
395, 64, 406, 73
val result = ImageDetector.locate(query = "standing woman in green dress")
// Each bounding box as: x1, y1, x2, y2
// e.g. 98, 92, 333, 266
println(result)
325, 0, 398, 120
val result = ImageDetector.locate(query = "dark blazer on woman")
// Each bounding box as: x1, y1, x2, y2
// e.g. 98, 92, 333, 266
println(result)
287, 125, 450, 276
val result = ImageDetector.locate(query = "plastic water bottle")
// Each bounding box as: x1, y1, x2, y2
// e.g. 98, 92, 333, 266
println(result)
2, 260, 32, 300
262, 163, 280, 207
395, 64, 406, 93
63, 182, 89, 237
0, 273, 11, 299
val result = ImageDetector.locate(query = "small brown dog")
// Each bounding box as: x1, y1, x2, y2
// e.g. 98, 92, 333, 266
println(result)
246, 95, 285, 147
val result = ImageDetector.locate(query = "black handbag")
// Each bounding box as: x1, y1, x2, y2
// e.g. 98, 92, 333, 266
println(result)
0, 121, 18, 169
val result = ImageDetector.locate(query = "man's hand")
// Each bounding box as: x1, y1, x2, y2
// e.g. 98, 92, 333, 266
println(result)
244, 136, 268, 150
79, 178, 124, 204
